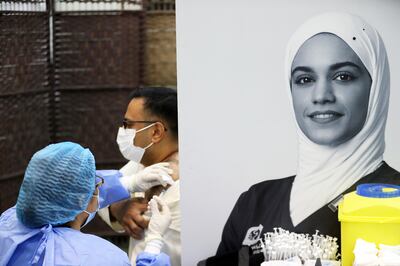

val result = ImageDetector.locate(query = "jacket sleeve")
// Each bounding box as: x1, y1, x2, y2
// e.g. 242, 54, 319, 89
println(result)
96, 170, 130, 232
96, 170, 130, 209
216, 192, 248, 256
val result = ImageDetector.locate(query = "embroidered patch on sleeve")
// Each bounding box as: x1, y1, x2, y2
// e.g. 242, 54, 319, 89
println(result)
242, 224, 263, 246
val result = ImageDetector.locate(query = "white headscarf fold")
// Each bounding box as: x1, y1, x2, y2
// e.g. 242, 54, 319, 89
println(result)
286, 12, 390, 226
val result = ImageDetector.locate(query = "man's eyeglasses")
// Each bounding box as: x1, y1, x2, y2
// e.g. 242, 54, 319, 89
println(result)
122, 118, 158, 129
122, 118, 168, 131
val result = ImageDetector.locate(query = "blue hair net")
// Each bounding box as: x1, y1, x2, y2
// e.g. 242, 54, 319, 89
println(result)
16, 142, 96, 228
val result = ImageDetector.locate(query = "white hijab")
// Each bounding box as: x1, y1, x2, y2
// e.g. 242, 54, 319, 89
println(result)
286, 12, 390, 226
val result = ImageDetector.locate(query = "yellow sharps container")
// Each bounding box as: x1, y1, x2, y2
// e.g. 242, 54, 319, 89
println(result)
338, 183, 400, 266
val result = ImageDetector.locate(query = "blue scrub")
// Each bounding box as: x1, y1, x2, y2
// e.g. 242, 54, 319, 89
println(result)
0, 207, 131, 266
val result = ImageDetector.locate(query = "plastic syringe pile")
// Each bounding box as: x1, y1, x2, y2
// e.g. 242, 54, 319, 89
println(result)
260, 228, 339, 261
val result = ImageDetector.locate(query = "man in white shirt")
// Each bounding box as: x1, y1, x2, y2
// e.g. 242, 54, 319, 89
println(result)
98, 87, 180, 265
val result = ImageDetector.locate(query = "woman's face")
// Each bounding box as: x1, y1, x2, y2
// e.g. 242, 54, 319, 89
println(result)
291, 33, 372, 146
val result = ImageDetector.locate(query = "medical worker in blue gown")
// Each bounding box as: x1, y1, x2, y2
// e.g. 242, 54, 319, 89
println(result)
0, 142, 171, 266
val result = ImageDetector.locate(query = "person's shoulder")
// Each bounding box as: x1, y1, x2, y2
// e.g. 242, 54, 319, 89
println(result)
0, 206, 17, 223
380, 161, 400, 179
0, 207, 22, 239
78, 232, 126, 251
382, 161, 400, 173
78, 233, 130, 265
236, 175, 295, 204
247, 175, 295, 194
0, 206, 32, 233
165, 151, 179, 180
119, 160, 143, 175
362, 162, 400, 186
58, 229, 130, 263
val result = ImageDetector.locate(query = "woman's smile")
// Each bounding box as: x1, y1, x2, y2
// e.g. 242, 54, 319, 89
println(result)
307, 110, 344, 124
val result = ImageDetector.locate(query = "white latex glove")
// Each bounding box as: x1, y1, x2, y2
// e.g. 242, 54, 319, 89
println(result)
119, 162, 173, 192
144, 196, 172, 254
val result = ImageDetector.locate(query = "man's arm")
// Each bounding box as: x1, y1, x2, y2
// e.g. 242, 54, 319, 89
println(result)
97, 162, 173, 238
95, 170, 149, 238
109, 198, 149, 239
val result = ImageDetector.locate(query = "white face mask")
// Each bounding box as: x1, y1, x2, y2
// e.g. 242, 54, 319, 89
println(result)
116, 123, 155, 162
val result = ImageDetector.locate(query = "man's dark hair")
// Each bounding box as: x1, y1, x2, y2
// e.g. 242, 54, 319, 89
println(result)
129, 87, 178, 139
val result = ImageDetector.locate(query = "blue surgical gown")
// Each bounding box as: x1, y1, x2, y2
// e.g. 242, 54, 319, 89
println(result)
0, 207, 131, 266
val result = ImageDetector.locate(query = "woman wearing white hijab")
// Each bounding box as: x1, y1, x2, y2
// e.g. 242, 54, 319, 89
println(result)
216, 12, 400, 259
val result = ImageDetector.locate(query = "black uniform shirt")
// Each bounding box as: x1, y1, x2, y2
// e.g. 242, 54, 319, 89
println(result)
216, 161, 400, 257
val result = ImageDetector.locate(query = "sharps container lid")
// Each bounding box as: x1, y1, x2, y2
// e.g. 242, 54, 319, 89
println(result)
357, 183, 400, 198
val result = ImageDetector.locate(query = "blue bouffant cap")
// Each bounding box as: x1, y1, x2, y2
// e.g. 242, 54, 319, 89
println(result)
16, 142, 96, 228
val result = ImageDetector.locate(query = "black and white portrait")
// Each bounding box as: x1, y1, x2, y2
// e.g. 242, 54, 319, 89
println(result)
176, 0, 400, 264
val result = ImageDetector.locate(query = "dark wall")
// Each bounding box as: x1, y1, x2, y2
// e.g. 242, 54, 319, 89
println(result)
0, 5, 144, 217
0, 12, 52, 211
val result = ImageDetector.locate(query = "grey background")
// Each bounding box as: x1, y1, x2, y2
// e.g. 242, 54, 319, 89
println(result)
176, 0, 400, 264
